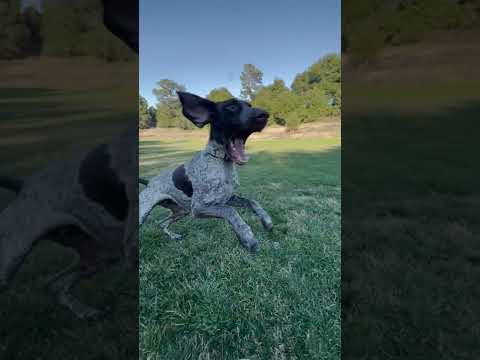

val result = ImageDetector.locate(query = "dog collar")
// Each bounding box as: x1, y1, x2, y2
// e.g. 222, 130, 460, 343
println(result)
205, 142, 228, 161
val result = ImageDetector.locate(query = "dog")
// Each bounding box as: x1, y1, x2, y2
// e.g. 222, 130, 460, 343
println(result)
0, 126, 138, 319
0, 0, 138, 319
139, 92, 273, 252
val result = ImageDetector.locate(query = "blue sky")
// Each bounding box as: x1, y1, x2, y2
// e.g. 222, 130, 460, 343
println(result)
140, 0, 340, 106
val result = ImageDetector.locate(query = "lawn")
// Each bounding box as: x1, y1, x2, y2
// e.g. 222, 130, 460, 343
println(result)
139, 134, 341, 359
342, 83, 480, 358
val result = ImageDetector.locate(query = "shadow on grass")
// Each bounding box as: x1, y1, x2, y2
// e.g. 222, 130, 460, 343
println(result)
342, 101, 480, 358
0, 87, 135, 176
0, 87, 61, 99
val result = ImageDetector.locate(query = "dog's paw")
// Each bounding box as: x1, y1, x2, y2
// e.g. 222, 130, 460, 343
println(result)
170, 233, 183, 241
241, 235, 259, 253
81, 307, 108, 321
261, 217, 273, 232
248, 241, 259, 253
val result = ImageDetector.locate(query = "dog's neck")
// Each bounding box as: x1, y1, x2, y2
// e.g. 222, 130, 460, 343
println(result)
205, 141, 229, 162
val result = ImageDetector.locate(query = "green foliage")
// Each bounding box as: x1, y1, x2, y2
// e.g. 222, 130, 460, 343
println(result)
41, 0, 135, 61
207, 87, 234, 102
150, 56, 340, 130
284, 54, 342, 123
285, 111, 302, 131
343, 0, 475, 64
153, 79, 186, 106
347, 20, 384, 65
292, 54, 341, 96
0, 0, 30, 59
153, 79, 196, 129
240, 63, 263, 101
148, 106, 157, 128
254, 79, 301, 125
139, 95, 150, 129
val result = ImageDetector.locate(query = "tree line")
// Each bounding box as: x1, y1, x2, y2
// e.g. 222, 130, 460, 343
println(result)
343, 0, 480, 64
140, 53, 341, 131
0, 0, 135, 61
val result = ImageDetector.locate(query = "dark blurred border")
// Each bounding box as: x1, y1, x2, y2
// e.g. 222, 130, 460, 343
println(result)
0, 1, 138, 359
342, 1, 480, 358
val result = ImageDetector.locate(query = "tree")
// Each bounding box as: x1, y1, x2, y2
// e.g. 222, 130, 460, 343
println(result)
41, 0, 135, 60
292, 53, 341, 96
240, 64, 263, 101
153, 79, 185, 106
148, 106, 157, 128
291, 54, 341, 117
139, 95, 150, 129
207, 87, 234, 102
42, 0, 88, 57
152, 79, 193, 129
22, 5, 42, 55
253, 78, 300, 125
0, 0, 30, 59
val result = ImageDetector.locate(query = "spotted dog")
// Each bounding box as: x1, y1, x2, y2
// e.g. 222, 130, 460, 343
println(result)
139, 92, 273, 252
0, 0, 138, 319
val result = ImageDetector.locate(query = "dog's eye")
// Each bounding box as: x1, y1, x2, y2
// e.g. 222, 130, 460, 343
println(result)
226, 104, 238, 112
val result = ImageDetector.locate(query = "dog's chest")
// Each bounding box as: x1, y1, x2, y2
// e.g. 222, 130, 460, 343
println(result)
186, 152, 239, 206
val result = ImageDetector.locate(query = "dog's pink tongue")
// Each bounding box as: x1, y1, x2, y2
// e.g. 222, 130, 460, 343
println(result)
232, 138, 249, 164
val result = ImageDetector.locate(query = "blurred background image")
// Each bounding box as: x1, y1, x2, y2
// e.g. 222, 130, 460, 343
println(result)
1, 0, 138, 359
342, 0, 480, 358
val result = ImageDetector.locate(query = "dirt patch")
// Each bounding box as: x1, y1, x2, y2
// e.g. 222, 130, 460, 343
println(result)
343, 29, 480, 84
140, 119, 340, 141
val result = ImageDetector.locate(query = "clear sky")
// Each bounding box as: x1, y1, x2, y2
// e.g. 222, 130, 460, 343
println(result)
140, 0, 340, 106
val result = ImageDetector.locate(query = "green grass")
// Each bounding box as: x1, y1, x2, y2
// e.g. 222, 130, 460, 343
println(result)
139, 136, 341, 359
342, 92, 480, 358
0, 87, 134, 176
343, 80, 480, 114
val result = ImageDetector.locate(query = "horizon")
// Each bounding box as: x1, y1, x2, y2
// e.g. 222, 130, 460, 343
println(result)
140, 0, 340, 106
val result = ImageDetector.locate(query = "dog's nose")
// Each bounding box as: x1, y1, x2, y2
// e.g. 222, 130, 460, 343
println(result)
256, 110, 269, 122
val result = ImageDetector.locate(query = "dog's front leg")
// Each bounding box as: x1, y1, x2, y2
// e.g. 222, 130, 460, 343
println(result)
192, 205, 259, 252
227, 195, 273, 232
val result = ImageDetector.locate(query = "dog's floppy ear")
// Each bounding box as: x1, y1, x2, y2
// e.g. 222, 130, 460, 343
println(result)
177, 91, 215, 128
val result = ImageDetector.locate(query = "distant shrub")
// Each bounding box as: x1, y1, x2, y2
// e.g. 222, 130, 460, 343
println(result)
207, 87, 234, 102
286, 112, 302, 132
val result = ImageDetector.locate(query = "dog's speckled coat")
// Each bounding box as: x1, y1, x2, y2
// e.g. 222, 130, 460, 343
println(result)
140, 137, 272, 252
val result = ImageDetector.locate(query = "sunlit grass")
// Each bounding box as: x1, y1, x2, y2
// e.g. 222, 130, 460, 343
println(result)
139, 135, 341, 359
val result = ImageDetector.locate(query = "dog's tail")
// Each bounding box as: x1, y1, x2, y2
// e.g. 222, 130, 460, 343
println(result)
0, 176, 24, 194
139, 178, 149, 186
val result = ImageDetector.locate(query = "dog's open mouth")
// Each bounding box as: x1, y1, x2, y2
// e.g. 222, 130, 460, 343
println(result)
227, 138, 249, 165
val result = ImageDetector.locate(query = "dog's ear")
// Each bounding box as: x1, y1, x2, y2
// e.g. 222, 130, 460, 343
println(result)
177, 91, 215, 128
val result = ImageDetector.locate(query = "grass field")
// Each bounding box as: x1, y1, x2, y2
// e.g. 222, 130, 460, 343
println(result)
342, 84, 480, 358
139, 133, 341, 359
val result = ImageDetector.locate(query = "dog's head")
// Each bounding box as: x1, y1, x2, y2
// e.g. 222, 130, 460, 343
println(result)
177, 92, 269, 165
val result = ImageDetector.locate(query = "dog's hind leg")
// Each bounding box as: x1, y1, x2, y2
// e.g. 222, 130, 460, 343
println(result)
47, 263, 104, 319
139, 188, 176, 226
44, 255, 79, 287
139, 189, 187, 239
0, 198, 80, 290
157, 202, 186, 240
227, 195, 273, 231
47, 231, 115, 319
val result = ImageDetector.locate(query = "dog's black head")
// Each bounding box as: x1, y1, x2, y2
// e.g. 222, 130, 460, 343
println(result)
177, 92, 269, 165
